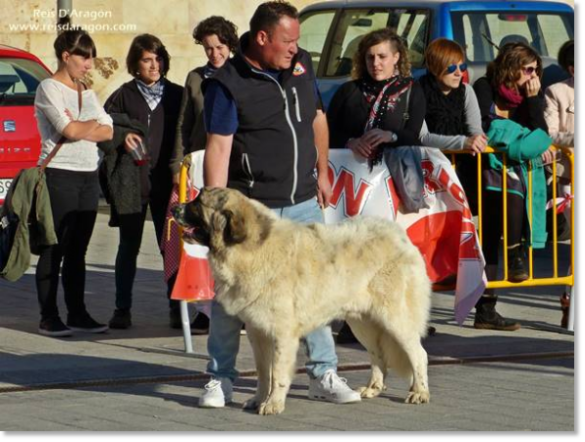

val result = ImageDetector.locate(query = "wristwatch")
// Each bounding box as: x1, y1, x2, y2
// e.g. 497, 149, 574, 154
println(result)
389, 132, 398, 143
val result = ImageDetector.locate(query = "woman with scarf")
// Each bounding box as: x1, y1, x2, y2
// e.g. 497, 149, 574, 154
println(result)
328, 28, 425, 159
472, 42, 550, 331
418, 38, 487, 154
327, 28, 425, 343
169, 16, 238, 334
102, 34, 183, 330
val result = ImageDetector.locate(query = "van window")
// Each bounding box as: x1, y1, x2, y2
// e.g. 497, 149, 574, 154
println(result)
319, 8, 430, 78
451, 11, 573, 63
298, 10, 337, 73
0, 58, 49, 106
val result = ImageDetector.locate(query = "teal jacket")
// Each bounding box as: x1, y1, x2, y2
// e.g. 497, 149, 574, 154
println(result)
486, 119, 552, 249
0, 168, 57, 282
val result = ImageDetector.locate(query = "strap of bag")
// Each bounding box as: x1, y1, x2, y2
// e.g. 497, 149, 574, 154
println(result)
39, 81, 84, 173
400, 84, 412, 129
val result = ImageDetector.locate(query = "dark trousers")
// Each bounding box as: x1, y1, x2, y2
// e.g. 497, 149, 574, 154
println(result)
481, 190, 525, 266
36, 168, 99, 320
114, 183, 177, 310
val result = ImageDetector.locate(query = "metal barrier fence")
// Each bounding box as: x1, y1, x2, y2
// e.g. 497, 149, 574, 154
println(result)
444, 146, 575, 331
178, 146, 575, 333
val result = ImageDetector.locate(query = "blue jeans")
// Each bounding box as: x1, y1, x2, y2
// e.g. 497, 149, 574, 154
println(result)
206, 197, 338, 381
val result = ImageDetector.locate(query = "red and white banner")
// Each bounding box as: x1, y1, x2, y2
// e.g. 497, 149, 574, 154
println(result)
184, 149, 486, 325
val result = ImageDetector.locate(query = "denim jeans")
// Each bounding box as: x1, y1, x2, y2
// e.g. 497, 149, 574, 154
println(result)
206, 197, 338, 381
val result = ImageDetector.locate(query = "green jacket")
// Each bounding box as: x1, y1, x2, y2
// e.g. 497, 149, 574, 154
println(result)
0, 168, 57, 282
486, 119, 552, 249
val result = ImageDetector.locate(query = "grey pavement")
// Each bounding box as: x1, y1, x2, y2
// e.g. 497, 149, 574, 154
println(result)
0, 211, 575, 431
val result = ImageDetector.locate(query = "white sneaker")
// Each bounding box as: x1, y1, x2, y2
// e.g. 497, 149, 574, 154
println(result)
198, 377, 233, 408
308, 369, 362, 404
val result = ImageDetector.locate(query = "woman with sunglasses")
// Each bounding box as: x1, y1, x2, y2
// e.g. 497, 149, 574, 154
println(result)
418, 38, 487, 155
470, 41, 549, 331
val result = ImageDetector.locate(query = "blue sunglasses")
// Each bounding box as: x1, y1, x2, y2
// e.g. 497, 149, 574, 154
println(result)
445, 63, 468, 74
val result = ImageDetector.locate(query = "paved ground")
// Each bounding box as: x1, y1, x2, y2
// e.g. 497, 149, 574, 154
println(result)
0, 211, 575, 432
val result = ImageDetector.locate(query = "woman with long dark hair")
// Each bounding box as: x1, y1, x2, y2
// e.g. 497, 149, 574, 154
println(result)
34, 21, 113, 337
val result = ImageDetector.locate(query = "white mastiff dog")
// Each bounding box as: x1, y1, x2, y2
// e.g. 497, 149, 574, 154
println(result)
173, 187, 432, 415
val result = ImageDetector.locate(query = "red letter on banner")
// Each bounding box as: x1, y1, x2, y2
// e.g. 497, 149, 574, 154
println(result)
328, 166, 372, 217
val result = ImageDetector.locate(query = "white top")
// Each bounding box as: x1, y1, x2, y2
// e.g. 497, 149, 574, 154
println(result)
34, 78, 113, 172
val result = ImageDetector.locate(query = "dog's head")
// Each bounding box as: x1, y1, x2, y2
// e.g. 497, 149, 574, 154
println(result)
172, 188, 273, 253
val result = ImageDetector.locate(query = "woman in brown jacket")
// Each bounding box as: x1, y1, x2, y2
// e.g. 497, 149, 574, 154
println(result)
170, 16, 238, 333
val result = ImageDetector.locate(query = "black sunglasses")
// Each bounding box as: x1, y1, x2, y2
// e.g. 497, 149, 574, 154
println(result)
445, 63, 468, 74
522, 66, 537, 75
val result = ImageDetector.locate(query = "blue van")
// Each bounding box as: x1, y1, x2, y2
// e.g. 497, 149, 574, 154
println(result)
298, 1, 574, 105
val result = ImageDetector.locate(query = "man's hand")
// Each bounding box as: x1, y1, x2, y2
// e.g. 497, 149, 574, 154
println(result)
317, 172, 332, 209
463, 134, 488, 156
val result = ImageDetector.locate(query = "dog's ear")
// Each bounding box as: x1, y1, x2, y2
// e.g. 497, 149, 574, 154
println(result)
221, 209, 247, 245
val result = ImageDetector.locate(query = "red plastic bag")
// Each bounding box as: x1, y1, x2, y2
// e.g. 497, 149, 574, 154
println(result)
170, 243, 215, 302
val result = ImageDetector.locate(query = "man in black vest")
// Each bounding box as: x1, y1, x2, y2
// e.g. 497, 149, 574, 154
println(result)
198, 1, 361, 409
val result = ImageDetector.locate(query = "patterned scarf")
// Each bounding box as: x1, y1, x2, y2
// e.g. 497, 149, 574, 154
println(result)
360, 75, 413, 167
136, 78, 165, 111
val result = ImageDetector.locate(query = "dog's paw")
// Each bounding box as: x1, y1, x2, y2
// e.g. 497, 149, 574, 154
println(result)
258, 399, 285, 415
405, 390, 430, 404
243, 397, 260, 411
356, 384, 385, 399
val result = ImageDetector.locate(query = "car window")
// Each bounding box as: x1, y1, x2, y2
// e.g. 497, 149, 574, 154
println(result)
299, 10, 337, 73
321, 8, 430, 78
0, 58, 49, 106
451, 12, 573, 62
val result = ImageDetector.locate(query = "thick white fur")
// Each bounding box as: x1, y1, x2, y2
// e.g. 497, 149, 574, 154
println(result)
195, 189, 432, 415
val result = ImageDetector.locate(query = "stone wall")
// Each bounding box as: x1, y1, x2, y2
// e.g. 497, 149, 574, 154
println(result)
0, 0, 574, 103
0, 0, 318, 101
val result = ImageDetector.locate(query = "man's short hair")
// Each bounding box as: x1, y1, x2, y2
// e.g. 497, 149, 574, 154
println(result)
249, 1, 298, 38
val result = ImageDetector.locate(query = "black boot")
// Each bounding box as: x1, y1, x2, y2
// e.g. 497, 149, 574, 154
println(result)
508, 246, 528, 282
169, 307, 183, 329
190, 312, 210, 335
109, 308, 132, 329
474, 295, 520, 331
